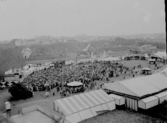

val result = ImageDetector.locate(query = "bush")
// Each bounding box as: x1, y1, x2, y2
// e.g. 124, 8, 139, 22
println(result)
8, 83, 33, 100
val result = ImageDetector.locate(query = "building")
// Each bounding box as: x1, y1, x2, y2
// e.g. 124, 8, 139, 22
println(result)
4, 68, 23, 83
22, 48, 32, 58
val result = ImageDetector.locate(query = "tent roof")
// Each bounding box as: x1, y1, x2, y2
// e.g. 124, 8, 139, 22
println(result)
120, 77, 159, 97
104, 74, 167, 98
148, 59, 155, 61
5, 69, 13, 75
109, 94, 124, 100
142, 67, 151, 71
155, 91, 167, 98
67, 81, 83, 86
160, 67, 167, 73
144, 54, 149, 57
140, 96, 158, 103
54, 89, 114, 116
98, 57, 120, 61
142, 74, 167, 90
105, 82, 139, 97
154, 51, 166, 58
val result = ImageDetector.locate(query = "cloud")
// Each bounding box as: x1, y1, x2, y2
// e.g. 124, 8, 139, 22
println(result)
133, 14, 139, 19
143, 16, 150, 23
159, 10, 165, 17
143, 10, 152, 23
133, 1, 140, 11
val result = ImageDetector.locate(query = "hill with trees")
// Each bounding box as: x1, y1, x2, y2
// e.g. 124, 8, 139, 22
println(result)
0, 33, 165, 79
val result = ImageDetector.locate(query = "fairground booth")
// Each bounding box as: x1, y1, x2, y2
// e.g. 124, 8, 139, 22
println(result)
141, 67, 152, 75
148, 58, 156, 64
104, 73, 167, 111
150, 51, 166, 63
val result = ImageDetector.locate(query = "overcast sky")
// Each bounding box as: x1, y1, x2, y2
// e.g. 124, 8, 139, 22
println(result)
0, 0, 165, 40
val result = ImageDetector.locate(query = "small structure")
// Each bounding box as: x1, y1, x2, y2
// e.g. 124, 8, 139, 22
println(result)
98, 56, 120, 62
67, 81, 83, 87
109, 94, 125, 106
138, 96, 159, 110
65, 60, 76, 65
22, 47, 32, 58
154, 91, 167, 104
141, 67, 152, 75
154, 51, 166, 59
5, 102, 11, 117
148, 59, 156, 64
45, 91, 50, 97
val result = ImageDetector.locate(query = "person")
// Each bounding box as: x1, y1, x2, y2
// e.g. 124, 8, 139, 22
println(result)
5, 102, 11, 117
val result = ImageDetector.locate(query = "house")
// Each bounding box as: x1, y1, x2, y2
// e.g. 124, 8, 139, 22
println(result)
22, 48, 32, 58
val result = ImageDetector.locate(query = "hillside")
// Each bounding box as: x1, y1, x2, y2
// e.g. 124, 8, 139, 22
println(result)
0, 33, 166, 77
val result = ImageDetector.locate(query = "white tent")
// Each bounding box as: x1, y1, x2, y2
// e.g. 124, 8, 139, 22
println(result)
154, 51, 166, 59
109, 94, 125, 106
138, 96, 158, 110
148, 59, 155, 62
154, 91, 167, 104
65, 60, 76, 65
67, 81, 83, 87
5, 69, 13, 75
98, 57, 120, 61
104, 73, 167, 111
78, 58, 94, 63
142, 67, 151, 71
144, 54, 149, 58
53, 89, 115, 123
160, 67, 167, 74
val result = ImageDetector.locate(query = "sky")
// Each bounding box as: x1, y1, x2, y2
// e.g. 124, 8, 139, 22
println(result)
0, 0, 166, 40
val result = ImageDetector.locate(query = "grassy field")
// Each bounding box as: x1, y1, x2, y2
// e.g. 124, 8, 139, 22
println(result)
80, 109, 167, 123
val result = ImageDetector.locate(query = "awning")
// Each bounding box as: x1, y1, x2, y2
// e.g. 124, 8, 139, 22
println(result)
142, 67, 151, 71
67, 81, 83, 86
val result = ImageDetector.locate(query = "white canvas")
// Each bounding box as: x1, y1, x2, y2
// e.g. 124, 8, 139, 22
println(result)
155, 91, 167, 104
101, 104, 109, 111
66, 113, 82, 123
90, 105, 103, 116
107, 101, 116, 111
138, 96, 158, 109
78, 109, 94, 120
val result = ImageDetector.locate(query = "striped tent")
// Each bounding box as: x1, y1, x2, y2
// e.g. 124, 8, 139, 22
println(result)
53, 89, 115, 123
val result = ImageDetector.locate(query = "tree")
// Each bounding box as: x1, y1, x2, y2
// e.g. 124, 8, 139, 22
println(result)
8, 83, 33, 100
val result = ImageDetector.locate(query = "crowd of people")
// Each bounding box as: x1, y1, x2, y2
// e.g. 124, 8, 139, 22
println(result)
22, 59, 148, 97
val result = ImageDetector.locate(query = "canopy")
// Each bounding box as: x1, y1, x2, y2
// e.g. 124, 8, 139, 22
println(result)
144, 54, 149, 58
142, 67, 151, 71
67, 81, 83, 86
154, 51, 166, 59
53, 89, 116, 123
98, 57, 120, 61
104, 73, 167, 98
148, 59, 155, 61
